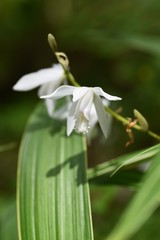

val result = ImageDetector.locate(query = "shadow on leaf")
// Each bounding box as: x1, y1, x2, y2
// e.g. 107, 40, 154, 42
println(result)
46, 152, 87, 186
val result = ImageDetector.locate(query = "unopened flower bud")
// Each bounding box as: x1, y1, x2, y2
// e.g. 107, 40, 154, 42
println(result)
48, 33, 58, 53
133, 109, 149, 131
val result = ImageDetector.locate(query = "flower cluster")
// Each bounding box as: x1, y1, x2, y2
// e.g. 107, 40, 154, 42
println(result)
13, 64, 121, 138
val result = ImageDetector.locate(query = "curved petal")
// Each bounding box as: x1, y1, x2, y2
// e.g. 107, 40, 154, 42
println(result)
88, 98, 110, 129
86, 105, 98, 143
13, 64, 64, 91
94, 87, 122, 101
89, 105, 98, 130
87, 98, 111, 140
44, 99, 55, 117
72, 87, 89, 102
94, 94, 109, 138
40, 85, 75, 99
78, 90, 94, 120
67, 101, 78, 136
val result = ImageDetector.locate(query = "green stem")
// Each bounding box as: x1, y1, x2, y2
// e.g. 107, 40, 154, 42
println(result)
105, 107, 160, 141
105, 107, 141, 130
147, 130, 160, 141
65, 71, 80, 87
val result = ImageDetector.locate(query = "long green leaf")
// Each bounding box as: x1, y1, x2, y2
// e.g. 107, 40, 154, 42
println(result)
106, 151, 160, 240
87, 144, 160, 180
17, 103, 93, 240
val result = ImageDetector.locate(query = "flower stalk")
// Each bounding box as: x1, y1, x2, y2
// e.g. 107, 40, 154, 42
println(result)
105, 106, 160, 141
60, 60, 160, 142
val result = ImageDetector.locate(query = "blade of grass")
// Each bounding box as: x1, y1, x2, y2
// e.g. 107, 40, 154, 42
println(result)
107, 151, 160, 240
87, 144, 160, 180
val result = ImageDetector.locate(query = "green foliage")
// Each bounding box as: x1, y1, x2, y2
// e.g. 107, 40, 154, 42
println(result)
88, 144, 160, 181
17, 103, 93, 240
107, 150, 160, 240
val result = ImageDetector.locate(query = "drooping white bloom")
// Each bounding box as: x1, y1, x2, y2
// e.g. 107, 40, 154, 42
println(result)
13, 64, 65, 117
41, 85, 122, 137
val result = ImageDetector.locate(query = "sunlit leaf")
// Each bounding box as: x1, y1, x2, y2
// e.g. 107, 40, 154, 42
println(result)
17, 103, 93, 240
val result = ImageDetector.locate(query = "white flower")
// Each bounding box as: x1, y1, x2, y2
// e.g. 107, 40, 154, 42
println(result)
13, 64, 65, 117
41, 85, 122, 137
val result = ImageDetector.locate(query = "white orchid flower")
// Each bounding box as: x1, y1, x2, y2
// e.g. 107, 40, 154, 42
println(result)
13, 64, 65, 117
41, 85, 122, 138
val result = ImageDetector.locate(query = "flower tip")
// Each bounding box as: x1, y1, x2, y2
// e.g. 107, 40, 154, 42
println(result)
12, 83, 22, 91
12, 84, 16, 90
133, 109, 149, 131
48, 33, 58, 52
39, 95, 46, 99
113, 96, 122, 101
40, 94, 53, 99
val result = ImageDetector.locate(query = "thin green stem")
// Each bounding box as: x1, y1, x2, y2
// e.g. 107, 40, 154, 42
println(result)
147, 130, 160, 141
105, 107, 160, 141
105, 107, 141, 130
65, 71, 80, 87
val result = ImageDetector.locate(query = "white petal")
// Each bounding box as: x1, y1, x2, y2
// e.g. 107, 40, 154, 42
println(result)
72, 87, 89, 102
40, 85, 75, 99
67, 101, 78, 136
77, 90, 93, 120
94, 87, 122, 101
13, 64, 64, 91
44, 99, 55, 117
87, 98, 111, 140
94, 94, 109, 138
89, 98, 110, 130
89, 105, 98, 130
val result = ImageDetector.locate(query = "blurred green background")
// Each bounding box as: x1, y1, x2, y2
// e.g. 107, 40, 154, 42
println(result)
0, 0, 160, 239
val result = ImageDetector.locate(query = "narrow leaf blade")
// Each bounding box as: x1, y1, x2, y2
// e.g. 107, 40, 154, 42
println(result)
88, 144, 160, 180
107, 151, 160, 240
